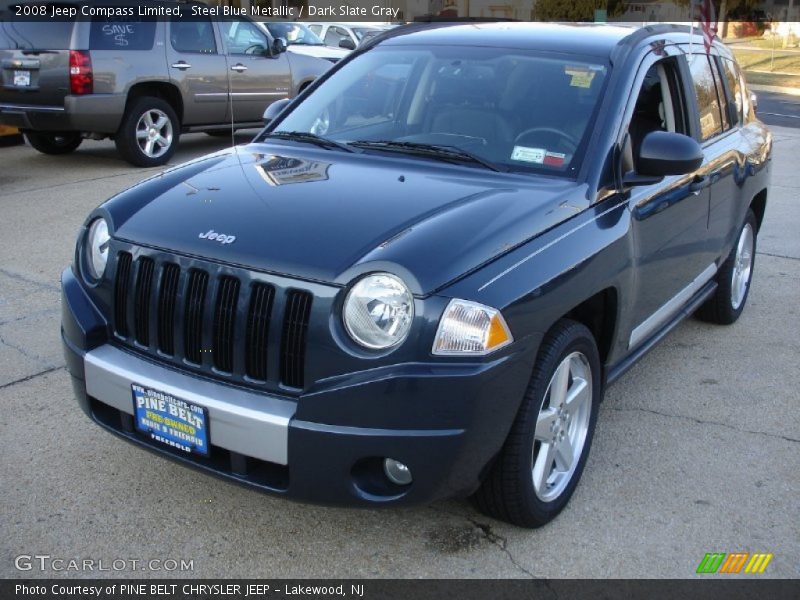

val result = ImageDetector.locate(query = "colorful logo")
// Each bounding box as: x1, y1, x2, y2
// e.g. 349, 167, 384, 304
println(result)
696, 552, 773, 574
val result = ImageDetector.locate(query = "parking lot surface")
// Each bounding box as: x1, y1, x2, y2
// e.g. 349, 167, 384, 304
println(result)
1, 113, 798, 578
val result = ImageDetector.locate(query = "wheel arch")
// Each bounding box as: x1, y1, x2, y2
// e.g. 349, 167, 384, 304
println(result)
124, 82, 184, 125
561, 287, 619, 366
750, 188, 767, 232
297, 77, 316, 95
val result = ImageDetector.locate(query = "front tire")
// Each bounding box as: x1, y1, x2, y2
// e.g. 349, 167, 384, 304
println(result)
697, 209, 757, 325
473, 319, 602, 527
24, 131, 82, 155
115, 97, 179, 167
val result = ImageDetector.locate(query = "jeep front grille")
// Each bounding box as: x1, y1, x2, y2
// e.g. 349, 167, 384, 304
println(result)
133, 257, 155, 346
244, 282, 274, 382
111, 249, 313, 390
113, 251, 132, 338
212, 275, 240, 373
280, 290, 312, 389
156, 263, 180, 356
183, 269, 209, 365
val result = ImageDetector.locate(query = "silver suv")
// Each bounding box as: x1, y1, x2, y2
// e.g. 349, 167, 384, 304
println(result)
0, 5, 329, 166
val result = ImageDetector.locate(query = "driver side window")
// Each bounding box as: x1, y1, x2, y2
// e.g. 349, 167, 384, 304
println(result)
624, 58, 687, 172
221, 20, 268, 56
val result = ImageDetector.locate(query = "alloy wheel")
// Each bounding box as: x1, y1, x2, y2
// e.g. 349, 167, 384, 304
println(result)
731, 223, 754, 310
532, 351, 593, 502
135, 109, 173, 159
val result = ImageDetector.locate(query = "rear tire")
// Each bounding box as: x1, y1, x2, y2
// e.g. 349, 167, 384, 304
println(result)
24, 131, 82, 155
115, 96, 179, 167
472, 319, 602, 527
697, 209, 757, 325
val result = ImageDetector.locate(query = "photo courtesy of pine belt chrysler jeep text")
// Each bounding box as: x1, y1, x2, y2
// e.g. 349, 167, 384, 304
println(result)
61, 23, 771, 527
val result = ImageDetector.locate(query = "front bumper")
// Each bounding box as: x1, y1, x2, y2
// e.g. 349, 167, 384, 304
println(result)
0, 94, 125, 133
62, 267, 537, 506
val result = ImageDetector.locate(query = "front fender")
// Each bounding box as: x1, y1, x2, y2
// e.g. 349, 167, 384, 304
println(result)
441, 196, 633, 364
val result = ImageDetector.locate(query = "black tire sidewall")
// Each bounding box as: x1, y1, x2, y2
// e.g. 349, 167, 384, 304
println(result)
115, 97, 179, 167
517, 323, 602, 522
24, 131, 82, 154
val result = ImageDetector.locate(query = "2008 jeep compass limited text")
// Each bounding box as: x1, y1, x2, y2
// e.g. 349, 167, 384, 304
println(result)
62, 23, 771, 527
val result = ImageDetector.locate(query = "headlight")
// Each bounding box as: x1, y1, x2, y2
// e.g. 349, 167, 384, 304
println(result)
433, 299, 513, 356
343, 273, 414, 350
85, 218, 110, 281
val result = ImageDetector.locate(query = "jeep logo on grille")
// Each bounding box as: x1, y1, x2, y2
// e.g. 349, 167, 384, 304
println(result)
199, 229, 236, 245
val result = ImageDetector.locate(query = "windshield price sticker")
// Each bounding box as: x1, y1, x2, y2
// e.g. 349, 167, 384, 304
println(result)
565, 66, 596, 88
511, 146, 546, 164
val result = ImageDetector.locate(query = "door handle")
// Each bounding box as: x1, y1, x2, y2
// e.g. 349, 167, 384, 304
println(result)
230, 64, 248, 72
689, 174, 711, 195
170, 62, 191, 70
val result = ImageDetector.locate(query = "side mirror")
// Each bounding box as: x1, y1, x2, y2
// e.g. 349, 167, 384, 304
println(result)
634, 131, 704, 179
338, 38, 356, 50
263, 98, 292, 125
272, 37, 288, 55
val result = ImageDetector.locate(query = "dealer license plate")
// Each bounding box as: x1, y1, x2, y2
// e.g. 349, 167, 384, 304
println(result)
132, 384, 209, 456
13, 70, 31, 86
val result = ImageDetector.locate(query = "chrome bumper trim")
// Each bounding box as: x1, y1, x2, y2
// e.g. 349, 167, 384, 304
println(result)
84, 345, 295, 465
0, 103, 65, 112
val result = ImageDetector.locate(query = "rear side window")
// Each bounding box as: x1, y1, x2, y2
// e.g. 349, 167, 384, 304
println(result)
170, 19, 217, 54
0, 21, 74, 49
90, 18, 156, 51
688, 55, 724, 141
720, 58, 743, 126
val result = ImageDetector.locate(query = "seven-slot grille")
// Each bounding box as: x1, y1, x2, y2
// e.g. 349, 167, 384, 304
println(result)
112, 250, 312, 389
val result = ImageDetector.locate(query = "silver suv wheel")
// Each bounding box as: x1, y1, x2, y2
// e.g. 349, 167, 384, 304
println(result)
731, 222, 754, 310
532, 351, 593, 502
135, 109, 173, 159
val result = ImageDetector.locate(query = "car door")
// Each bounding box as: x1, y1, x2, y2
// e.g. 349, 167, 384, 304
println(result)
623, 50, 716, 350
166, 18, 228, 125
217, 19, 291, 124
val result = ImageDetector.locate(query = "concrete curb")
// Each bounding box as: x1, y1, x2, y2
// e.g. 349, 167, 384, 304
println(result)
749, 83, 800, 97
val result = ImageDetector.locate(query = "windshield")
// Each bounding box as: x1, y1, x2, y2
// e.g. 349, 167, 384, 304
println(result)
272, 45, 609, 177
264, 22, 324, 46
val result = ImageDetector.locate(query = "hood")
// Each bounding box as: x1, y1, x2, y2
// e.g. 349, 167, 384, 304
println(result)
105, 144, 588, 295
287, 45, 349, 60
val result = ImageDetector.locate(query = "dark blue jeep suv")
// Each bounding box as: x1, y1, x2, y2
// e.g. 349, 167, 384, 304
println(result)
62, 22, 771, 527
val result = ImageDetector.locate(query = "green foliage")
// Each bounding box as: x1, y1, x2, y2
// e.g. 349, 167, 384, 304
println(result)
534, 0, 626, 21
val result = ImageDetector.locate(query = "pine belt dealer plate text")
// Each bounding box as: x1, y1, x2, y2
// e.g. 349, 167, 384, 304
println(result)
132, 384, 209, 456
14, 70, 30, 86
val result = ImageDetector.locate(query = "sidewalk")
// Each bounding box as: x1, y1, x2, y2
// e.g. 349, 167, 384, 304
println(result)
749, 83, 800, 96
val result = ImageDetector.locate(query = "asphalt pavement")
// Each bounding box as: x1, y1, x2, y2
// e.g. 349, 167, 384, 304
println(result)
0, 113, 798, 579
753, 90, 800, 128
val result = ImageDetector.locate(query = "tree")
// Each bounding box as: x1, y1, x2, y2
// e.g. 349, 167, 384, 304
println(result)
672, 0, 764, 38
534, 0, 627, 21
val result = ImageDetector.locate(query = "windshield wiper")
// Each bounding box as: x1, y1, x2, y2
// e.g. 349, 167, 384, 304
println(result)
349, 140, 506, 172
263, 131, 354, 153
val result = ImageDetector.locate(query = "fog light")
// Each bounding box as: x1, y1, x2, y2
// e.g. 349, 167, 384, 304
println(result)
383, 458, 412, 486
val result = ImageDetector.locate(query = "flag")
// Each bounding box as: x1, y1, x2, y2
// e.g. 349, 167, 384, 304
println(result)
698, 0, 718, 53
